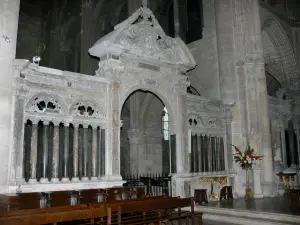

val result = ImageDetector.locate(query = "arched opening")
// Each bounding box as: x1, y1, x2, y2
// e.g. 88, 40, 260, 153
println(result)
120, 90, 171, 178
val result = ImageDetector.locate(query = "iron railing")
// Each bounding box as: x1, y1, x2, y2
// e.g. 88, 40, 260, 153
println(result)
122, 173, 172, 197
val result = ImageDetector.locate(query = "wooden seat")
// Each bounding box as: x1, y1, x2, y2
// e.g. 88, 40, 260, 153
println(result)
194, 189, 208, 205
0, 205, 109, 225
112, 197, 203, 225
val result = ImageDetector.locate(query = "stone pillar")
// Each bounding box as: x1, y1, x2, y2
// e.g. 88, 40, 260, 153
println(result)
224, 114, 233, 172
10, 69, 28, 186
288, 120, 297, 169
91, 125, 98, 180
104, 78, 122, 181
280, 119, 287, 168
273, 124, 283, 172
72, 123, 79, 182
40, 121, 49, 183
82, 124, 89, 181
295, 118, 300, 168
29, 119, 39, 183
295, 118, 300, 188
229, 0, 274, 196
111, 81, 121, 177
51, 121, 60, 183
174, 88, 188, 174
0, 0, 21, 193
62, 123, 69, 182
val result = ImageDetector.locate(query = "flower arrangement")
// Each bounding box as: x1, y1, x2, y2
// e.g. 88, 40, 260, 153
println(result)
232, 145, 263, 170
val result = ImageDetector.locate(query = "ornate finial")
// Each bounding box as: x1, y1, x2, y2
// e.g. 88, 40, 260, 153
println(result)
142, 0, 148, 7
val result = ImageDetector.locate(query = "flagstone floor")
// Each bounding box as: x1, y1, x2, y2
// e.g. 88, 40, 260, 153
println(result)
203, 196, 300, 216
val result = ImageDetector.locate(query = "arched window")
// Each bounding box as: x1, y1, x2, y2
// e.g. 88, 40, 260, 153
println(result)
162, 107, 169, 140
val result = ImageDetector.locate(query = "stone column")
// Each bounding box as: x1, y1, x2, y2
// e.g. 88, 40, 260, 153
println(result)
288, 120, 297, 169
230, 0, 273, 196
82, 124, 89, 181
111, 81, 121, 177
103, 78, 122, 181
295, 118, 300, 169
10, 73, 28, 186
91, 125, 98, 180
72, 123, 79, 182
224, 120, 232, 172
0, 0, 21, 192
29, 119, 39, 183
280, 119, 287, 168
174, 89, 188, 174
62, 123, 69, 182
273, 124, 283, 172
51, 121, 60, 183
40, 121, 49, 183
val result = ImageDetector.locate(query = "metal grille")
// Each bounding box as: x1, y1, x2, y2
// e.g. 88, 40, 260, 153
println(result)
122, 173, 172, 197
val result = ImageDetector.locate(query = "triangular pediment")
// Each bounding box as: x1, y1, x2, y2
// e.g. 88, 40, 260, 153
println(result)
89, 1, 196, 71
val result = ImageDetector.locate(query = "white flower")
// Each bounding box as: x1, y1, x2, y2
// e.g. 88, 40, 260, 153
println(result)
242, 152, 245, 157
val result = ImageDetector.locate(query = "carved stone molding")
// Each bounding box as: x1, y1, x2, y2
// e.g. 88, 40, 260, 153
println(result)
69, 100, 103, 118
25, 93, 67, 114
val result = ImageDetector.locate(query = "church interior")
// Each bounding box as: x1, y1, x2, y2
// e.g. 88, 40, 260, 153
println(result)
0, 0, 300, 224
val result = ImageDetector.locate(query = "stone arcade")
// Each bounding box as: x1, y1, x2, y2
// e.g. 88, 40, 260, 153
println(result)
0, 0, 300, 203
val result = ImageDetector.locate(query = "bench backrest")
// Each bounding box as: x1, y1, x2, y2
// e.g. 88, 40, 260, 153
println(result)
0, 206, 109, 225
0, 204, 88, 218
91, 195, 168, 209
112, 196, 181, 214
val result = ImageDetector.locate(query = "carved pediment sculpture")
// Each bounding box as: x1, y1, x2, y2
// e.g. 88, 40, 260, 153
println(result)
89, 0, 196, 72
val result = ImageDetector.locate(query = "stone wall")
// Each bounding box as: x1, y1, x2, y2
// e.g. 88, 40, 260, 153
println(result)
187, 0, 220, 100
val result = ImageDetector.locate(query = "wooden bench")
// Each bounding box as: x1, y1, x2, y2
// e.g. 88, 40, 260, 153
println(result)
0, 196, 203, 225
0, 205, 109, 225
109, 197, 202, 225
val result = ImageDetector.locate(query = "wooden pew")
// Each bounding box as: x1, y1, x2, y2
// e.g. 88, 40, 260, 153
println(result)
0, 204, 88, 218
0, 205, 110, 225
110, 197, 203, 225
0, 194, 19, 212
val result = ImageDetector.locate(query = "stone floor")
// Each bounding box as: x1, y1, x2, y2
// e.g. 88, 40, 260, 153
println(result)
203, 196, 300, 216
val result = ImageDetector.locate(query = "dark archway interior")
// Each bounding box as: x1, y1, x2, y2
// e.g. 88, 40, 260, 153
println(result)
120, 90, 170, 177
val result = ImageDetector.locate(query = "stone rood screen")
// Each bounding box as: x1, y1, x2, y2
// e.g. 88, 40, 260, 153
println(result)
6, 3, 214, 195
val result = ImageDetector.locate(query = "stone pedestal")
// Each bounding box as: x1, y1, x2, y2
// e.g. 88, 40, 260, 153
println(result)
252, 168, 263, 198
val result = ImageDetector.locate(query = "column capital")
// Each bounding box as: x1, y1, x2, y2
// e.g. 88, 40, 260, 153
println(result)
82, 123, 89, 129
43, 120, 50, 126
73, 122, 80, 129
90, 123, 99, 129
62, 121, 70, 127
52, 120, 61, 126
31, 118, 40, 125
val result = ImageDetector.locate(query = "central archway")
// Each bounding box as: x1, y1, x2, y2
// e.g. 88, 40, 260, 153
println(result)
120, 89, 173, 177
